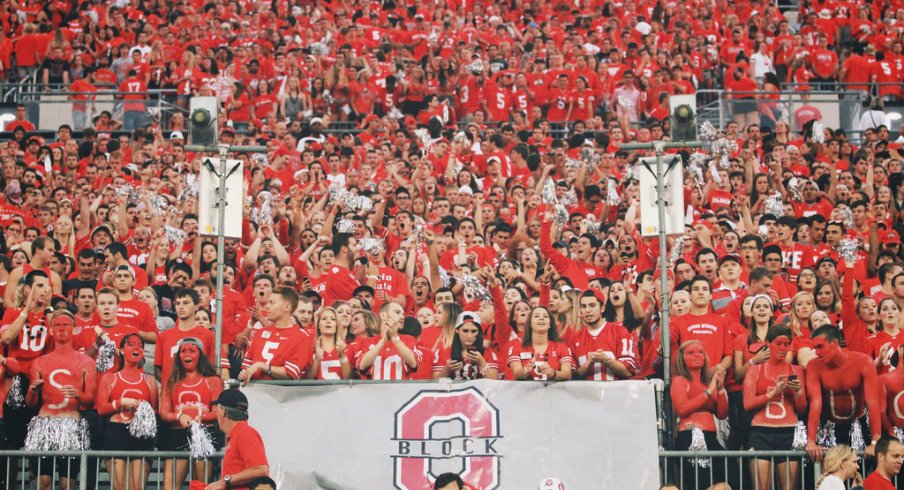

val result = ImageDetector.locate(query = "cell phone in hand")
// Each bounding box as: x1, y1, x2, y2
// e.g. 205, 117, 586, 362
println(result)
788, 375, 797, 382
757, 345, 768, 353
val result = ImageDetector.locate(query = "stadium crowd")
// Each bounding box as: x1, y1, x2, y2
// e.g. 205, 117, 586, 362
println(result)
0, 0, 901, 488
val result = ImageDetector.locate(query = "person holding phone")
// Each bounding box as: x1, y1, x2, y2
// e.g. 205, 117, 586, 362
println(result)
732, 294, 778, 448
743, 326, 807, 490
432, 312, 499, 380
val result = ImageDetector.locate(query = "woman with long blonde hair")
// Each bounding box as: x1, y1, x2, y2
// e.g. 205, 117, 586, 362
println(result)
815, 444, 862, 489
307, 307, 350, 380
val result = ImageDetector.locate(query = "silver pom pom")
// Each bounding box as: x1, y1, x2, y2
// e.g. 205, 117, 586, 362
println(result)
792, 420, 808, 450
757, 224, 770, 240
359, 237, 385, 256
841, 207, 854, 230
817, 420, 837, 448
699, 121, 718, 142
839, 237, 862, 264
710, 138, 737, 168
255, 191, 273, 226
689, 425, 711, 468
467, 59, 484, 74
387, 107, 404, 121
96, 339, 116, 372
149, 194, 169, 216
460, 274, 493, 305
895, 426, 904, 445
453, 131, 469, 146
189, 422, 215, 459
116, 185, 140, 203
164, 226, 185, 246
553, 204, 569, 227
439, 267, 451, 288
605, 179, 621, 206
812, 120, 825, 144
179, 173, 200, 201
787, 177, 802, 201
541, 178, 557, 205
764, 193, 785, 217
128, 401, 157, 439
25, 416, 89, 451
414, 128, 434, 151
560, 188, 578, 208
850, 419, 865, 451
709, 164, 723, 185
251, 153, 269, 167
5, 375, 23, 408
688, 154, 706, 186
336, 218, 356, 234
564, 158, 582, 172
670, 236, 686, 268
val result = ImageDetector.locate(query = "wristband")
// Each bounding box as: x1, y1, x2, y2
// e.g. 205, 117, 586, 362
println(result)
703, 389, 712, 398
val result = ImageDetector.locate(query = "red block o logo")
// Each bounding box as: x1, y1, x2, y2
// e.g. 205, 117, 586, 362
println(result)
393, 387, 502, 490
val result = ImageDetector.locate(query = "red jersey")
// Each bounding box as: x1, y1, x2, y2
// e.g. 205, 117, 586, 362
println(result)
154, 325, 216, 383
117, 77, 148, 113
30, 349, 95, 413
116, 298, 157, 334
432, 345, 499, 380
669, 312, 734, 368
872, 330, 904, 375
241, 326, 312, 380
312, 347, 348, 380
221, 421, 268, 490
572, 323, 639, 380
0, 308, 53, 374
506, 341, 573, 381
356, 334, 419, 380
778, 242, 815, 282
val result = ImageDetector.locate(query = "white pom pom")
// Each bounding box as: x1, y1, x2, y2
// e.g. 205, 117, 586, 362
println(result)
189, 422, 216, 459
128, 401, 157, 439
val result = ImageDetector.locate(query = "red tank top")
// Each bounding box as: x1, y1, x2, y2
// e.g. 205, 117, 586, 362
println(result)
109, 371, 154, 422
171, 376, 213, 421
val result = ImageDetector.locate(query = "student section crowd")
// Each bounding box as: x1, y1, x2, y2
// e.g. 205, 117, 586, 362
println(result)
0, 0, 902, 489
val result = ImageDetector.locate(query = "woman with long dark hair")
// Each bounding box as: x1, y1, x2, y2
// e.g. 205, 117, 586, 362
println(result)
96, 333, 159, 490
432, 313, 500, 380
159, 339, 223, 489
508, 307, 573, 381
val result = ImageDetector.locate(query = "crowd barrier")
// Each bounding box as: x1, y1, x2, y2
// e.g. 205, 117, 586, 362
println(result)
0, 450, 223, 490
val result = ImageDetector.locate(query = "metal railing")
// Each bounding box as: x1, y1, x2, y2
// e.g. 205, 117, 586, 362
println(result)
660, 449, 896, 490
0, 450, 223, 490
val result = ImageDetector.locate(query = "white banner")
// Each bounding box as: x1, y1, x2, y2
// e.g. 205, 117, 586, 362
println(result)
245, 380, 661, 490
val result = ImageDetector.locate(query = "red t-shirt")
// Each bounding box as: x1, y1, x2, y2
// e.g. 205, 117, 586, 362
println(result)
116, 298, 157, 334
669, 312, 734, 368
154, 325, 216, 383
863, 472, 896, 490
221, 421, 269, 490
311, 265, 359, 308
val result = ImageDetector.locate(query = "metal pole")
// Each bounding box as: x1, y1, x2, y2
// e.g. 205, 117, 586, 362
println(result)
213, 144, 228, 369
654, 141, 671, 383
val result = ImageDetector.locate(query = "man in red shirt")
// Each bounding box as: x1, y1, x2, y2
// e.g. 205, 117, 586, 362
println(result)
809, 33, 839, 91
4, 104, 35, 131
238, 287, 312, 383
117, 68, 148, 130
669, 275, 733, 375
111, 265, 157, 344
574, 291, 638, 381
154, 288, 214, 383
357, 302, 419, 380
207, 389, 269, 490
863, 437, 904, 489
